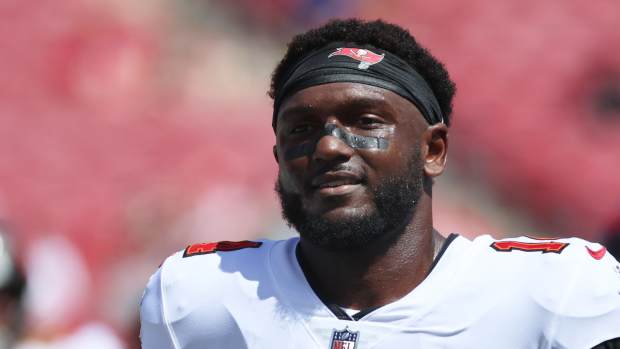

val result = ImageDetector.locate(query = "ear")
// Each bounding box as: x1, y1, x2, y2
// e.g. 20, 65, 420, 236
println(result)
422, 123, 448, 178
273, 145, 279, 164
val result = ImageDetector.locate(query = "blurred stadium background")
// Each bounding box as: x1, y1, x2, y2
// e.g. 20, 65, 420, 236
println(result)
1, 0, 619, 347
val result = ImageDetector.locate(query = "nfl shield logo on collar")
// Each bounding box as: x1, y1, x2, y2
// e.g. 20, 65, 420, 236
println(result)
330, 327, 359, 349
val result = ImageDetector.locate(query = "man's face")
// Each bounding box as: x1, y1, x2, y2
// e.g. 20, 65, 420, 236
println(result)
274, 82, 435, 250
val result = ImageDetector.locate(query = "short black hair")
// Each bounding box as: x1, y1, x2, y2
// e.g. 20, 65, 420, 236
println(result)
269, 18, 457, 126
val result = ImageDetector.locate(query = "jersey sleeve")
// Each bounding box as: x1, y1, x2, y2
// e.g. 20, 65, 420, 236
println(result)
550, 245, 620, 348
140, 264, 179, 349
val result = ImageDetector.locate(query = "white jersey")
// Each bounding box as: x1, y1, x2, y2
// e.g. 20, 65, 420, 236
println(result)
140, 235, 620, 348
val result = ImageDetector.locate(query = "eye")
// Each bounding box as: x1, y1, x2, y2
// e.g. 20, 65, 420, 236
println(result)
357, 115, 384, 127
290, 124, 313, 134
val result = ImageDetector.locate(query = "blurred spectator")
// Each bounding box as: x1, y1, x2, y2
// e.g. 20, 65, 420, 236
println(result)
603, 214, 620, 259
15, 323, 125, 349
0, 229, 26, 349
21, 235, 91, 336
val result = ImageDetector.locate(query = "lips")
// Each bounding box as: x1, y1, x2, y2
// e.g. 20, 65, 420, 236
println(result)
311, 171, 363, 189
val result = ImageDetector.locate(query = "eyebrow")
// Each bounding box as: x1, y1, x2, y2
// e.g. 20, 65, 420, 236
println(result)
278, 95, 395, 119
278, 104, 318, 118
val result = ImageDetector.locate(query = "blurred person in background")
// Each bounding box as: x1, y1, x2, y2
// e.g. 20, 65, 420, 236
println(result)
9, 233, 126, 349
603, 215, 620, 260
0, 230, 26, 349
140, 19, 620, 348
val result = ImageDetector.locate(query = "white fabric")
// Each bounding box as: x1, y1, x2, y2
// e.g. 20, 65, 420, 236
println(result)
140, 235, 620, 348
16, 323, 125, 349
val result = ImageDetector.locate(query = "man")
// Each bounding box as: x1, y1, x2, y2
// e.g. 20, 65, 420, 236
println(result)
140, 19, 620, 348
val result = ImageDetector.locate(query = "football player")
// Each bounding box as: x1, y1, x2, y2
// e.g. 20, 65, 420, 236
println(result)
140, 19, 620, 348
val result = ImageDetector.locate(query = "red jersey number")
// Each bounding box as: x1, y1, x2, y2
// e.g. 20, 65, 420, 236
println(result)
183, 240, 263, 258
491, 240, 569, 254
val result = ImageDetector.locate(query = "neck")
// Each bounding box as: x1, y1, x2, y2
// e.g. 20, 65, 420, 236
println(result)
297, 194, 444, 310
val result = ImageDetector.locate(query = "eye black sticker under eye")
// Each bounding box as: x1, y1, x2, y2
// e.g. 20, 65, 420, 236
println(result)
284, 123, 390, 160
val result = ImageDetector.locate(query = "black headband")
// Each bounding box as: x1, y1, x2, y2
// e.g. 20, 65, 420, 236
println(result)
272, 42, 444, 129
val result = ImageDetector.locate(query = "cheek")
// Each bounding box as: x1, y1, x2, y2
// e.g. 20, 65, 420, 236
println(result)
277, 157, 309, 193
361, 139, 419, 181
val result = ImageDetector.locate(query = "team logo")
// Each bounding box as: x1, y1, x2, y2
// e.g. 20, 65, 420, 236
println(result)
328, 47, 385, 70
330, 327, 359, 349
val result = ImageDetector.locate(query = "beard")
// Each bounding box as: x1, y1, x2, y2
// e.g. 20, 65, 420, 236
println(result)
275, 148, 425, 251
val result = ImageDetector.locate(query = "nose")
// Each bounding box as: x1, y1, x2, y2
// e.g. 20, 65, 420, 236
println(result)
312, 121, 355, 163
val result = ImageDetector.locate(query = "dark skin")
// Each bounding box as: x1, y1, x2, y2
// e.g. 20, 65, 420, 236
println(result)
274, 82, 449, 310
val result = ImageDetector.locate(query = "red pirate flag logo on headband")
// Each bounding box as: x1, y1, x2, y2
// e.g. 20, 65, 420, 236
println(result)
328, 47, 385, 70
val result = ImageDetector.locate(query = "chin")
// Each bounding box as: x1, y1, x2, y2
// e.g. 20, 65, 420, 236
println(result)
313, 204, 374, 223
276, 178, 402, 250
296, 205, 388, 251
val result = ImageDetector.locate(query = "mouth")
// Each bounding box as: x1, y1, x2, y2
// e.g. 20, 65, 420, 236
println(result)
310, 171, 363, 196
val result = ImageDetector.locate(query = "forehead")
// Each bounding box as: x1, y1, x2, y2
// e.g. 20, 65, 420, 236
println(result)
276, 82, 425, 124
